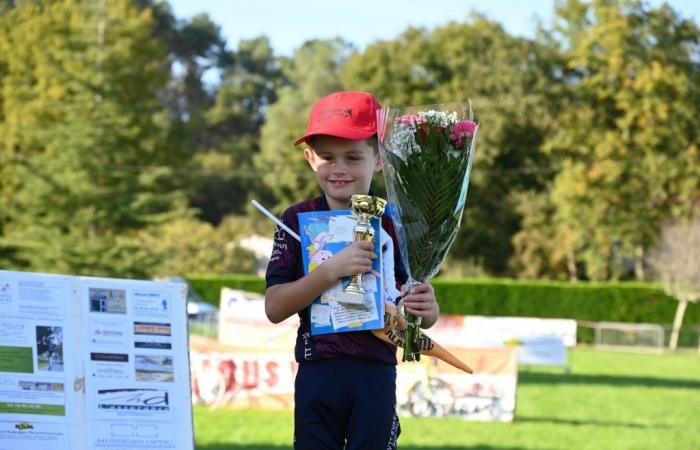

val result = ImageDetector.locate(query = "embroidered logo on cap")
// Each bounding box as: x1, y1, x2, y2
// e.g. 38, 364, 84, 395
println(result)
317, 107, 353, 121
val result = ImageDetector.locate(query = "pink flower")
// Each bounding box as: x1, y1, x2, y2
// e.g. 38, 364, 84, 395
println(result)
450, 120, 477, 148
397, 114, 425, 128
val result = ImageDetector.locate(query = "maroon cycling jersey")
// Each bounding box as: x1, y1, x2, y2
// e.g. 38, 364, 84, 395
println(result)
266, 195, 407, 365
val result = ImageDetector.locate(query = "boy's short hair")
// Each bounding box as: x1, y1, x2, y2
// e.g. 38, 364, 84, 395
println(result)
308, 134, 378, 153
294, 91, 381, 147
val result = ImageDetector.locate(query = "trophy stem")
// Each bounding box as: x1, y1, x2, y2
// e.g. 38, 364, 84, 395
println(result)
344, 274, 365, 295
337, 195, 387, 309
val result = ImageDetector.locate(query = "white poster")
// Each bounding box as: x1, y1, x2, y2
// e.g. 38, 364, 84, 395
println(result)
0, 271, 75, 450
396, 347, 518, 422
429, 315, 576, 367
0, 270, 193, 450
80, 278, 192, 450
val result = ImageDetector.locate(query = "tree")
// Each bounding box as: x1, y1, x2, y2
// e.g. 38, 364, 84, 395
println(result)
509, 191, 576, 279
544, 0, 700, 280
255, 38, 354, 213
647, 218, 700, 350
341, 17, 559, 274
139, 1, 232, 145
0, 0, 188, 277
139, 215, 258, 276
0, 0, 14, 16
190, 36, 284, 223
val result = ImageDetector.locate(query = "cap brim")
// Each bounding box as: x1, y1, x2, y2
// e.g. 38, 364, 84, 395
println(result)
293, 128, 376, 146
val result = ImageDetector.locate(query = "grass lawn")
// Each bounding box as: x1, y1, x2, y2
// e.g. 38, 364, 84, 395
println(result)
193, 347, 700, 450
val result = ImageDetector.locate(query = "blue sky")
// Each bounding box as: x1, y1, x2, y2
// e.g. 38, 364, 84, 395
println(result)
170, 0, 700, 55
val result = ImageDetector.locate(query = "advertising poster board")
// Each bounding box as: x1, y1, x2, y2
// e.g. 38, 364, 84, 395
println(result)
0, 270, 194, 450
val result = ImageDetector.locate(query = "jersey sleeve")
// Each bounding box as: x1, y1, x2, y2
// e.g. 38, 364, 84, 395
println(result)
265, 208, 302, 288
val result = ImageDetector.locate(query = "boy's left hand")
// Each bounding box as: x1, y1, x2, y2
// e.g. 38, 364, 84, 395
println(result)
400, 282, 438, 327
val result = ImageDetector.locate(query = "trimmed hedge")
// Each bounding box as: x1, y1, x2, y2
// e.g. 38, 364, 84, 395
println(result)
431, 278, 700, 346
187, 274, 265, 307
432, 278, 700, 325
185, 274, 699, 326
186, 274, 700, 344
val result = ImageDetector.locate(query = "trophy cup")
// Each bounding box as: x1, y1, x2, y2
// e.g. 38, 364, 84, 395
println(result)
336, 194, 387, 308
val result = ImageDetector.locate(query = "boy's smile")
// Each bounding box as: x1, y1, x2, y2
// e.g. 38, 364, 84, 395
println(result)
304, 135, 381, 210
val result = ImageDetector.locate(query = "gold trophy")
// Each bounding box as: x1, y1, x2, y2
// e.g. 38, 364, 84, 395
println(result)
337, 195, 387, 308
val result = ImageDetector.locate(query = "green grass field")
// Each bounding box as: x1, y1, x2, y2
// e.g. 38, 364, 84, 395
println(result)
193, 348, 700, 450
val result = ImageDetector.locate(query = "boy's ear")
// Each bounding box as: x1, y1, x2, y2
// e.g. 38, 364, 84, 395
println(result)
303, 148, 318, 172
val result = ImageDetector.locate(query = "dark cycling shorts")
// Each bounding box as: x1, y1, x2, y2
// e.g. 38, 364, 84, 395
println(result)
294, 356, 400, 450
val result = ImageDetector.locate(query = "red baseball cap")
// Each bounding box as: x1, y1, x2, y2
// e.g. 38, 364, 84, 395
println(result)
294, 91, 382, 146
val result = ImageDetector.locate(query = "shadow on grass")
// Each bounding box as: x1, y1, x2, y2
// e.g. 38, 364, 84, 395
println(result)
517, 415, 670, 429
519, 371, 700, 389
197, 445, 534, 450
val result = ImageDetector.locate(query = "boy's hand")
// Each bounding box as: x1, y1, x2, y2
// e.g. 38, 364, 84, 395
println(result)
401, 282, 439, 328
325, 241, 376, 280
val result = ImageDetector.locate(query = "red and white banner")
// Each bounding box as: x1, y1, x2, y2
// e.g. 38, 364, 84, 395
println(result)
192, 289, 526, 420
189, 336, 517, 421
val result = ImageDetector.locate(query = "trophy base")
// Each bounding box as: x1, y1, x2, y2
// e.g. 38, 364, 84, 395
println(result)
343, 283, 365, 296
335, 290, 368, 310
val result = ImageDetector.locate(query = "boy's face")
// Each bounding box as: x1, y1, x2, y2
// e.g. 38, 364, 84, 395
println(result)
304, 135, 381, 210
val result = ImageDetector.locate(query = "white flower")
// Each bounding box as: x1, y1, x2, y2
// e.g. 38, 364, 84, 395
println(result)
419, 110, 457, 127
386, 125, 420, 160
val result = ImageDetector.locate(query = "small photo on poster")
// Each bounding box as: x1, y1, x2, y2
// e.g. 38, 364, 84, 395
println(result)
133, 322, 172, 350
89, 352, 130, 380
36, 326, 63, 372
89, 288, 127, 314
19, 381, 65, 392
135, 355, 174, 382
0, 345, 33, 373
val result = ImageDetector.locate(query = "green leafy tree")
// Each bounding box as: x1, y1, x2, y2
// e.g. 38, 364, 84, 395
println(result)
0, 1, 14, 16
255, 38, 353, 213
136, 2, 243, 224
191, 36, 284, 223
509, 190, 576, 279
341, 17, 559, 274
158, 9, 232, 147
545, 0, 700, 280
0, 0, 188, 277
140, 215, 257, 276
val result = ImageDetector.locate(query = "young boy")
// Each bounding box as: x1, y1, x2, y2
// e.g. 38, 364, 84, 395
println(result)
265, 91, 439, 450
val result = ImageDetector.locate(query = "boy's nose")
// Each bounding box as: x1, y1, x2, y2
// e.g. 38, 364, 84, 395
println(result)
332, 163, 348, 174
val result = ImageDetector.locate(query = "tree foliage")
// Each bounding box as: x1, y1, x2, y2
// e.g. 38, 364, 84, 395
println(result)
255, 39, 353, 213
0, 0, 188, 277
544, 0, 700, 280
341, 17, 559, 273
1, 0, 698, 281
191, 36, 284, 223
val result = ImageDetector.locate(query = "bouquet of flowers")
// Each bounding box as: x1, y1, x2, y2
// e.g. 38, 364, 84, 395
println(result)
378, 102, 479, 362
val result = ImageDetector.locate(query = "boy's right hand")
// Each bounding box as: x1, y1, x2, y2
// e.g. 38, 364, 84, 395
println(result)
325, 241, 376, 280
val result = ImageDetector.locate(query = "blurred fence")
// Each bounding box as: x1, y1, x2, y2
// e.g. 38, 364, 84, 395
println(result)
579, 321, 700, 350
594, 322, 665, 353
